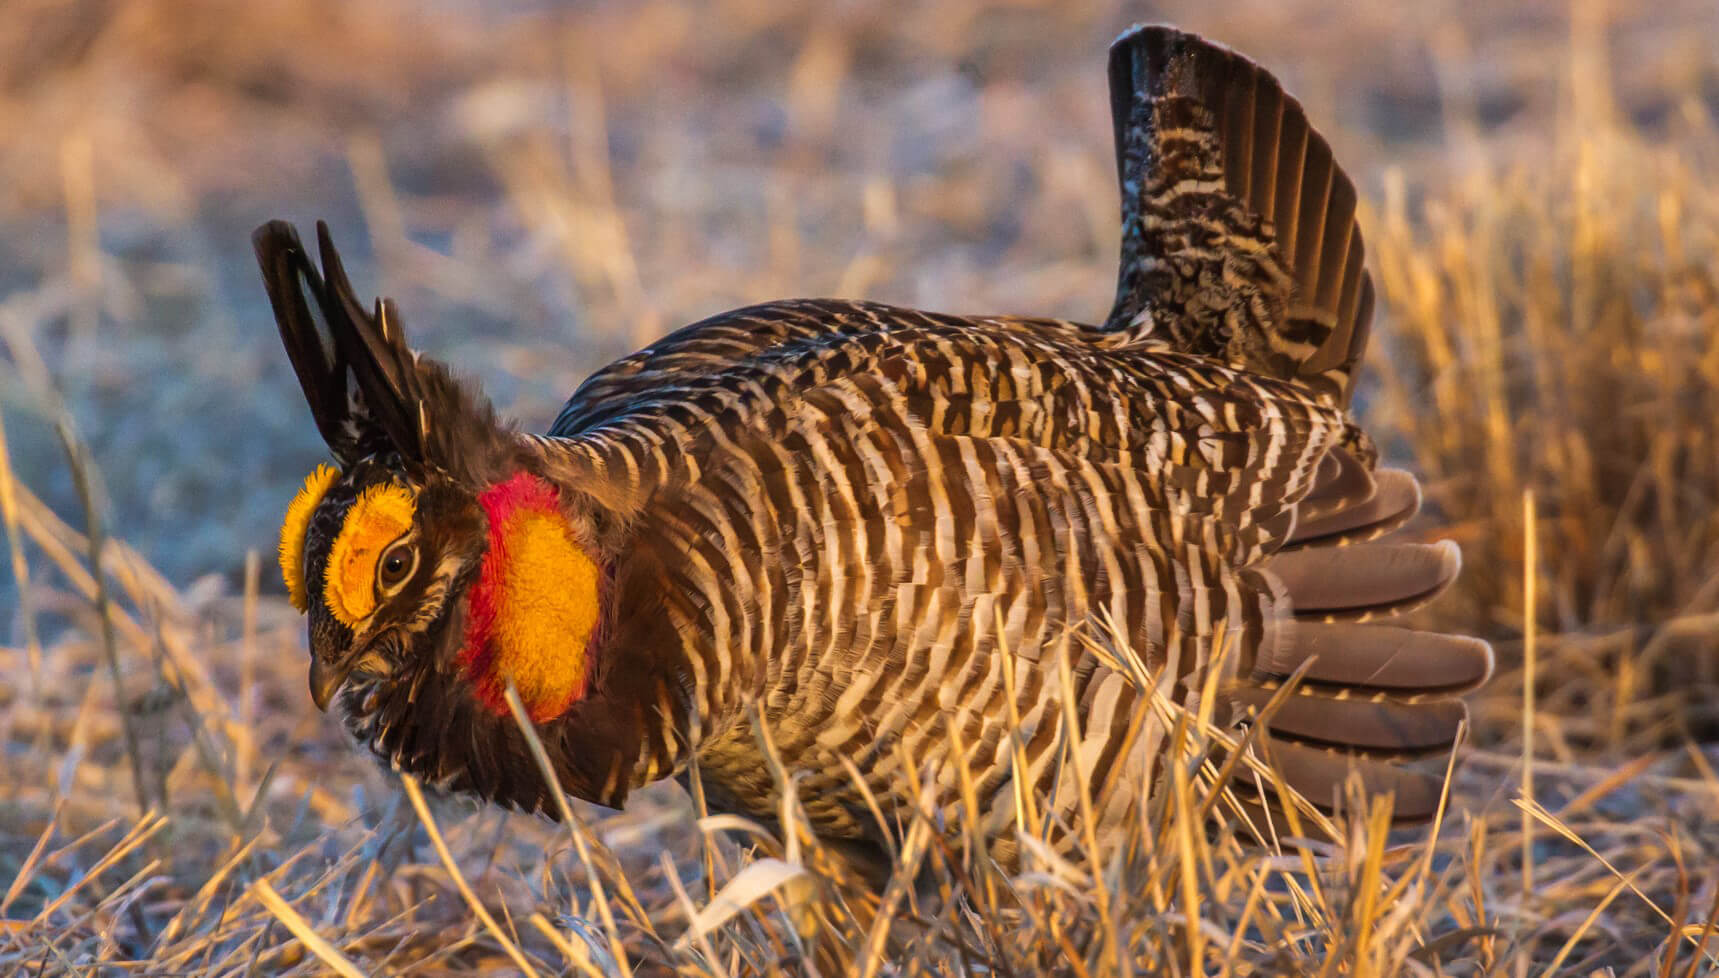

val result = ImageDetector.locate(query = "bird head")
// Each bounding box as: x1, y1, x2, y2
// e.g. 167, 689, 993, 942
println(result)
255, 221, 611, 736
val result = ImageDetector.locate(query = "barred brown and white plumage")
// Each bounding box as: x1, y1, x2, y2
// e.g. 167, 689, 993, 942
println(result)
257, 25, 1492, 868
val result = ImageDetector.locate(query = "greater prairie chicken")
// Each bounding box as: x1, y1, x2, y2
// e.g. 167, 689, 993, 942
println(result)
259, 26, 1491, 864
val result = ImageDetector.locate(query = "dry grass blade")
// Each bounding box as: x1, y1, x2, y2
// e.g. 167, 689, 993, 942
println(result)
672, 856, 815, 955
1052, 641, 1120, 966
155, 834, 263, 946
1515, 797, 1719, 968
1, 802, 60, 917
55, 415, 150, 817
502, 683, 641, 976
250, 879, 368, 978
1521, 490, 1538, 922
0, 407, 43, 687
27, 811, 165, 928
1539, 873, 1635, 976
399, 774, 544, 978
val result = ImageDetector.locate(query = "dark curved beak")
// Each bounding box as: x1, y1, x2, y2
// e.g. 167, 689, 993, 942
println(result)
309, 656, 356, 712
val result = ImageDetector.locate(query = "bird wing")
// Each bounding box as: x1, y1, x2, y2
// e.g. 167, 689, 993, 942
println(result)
549, 298, 913, 436
581, 307, 1358, 842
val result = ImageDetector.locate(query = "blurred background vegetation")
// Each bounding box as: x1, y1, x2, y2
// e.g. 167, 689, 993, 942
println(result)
4, 0, 1719, 973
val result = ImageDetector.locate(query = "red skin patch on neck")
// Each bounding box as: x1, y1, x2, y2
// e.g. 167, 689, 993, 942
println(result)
460, 472, 603, 721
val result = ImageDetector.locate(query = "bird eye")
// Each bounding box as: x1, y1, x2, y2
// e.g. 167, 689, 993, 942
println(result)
377, 540, 417, 592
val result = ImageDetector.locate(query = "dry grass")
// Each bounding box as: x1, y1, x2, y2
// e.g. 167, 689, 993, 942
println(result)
3, 0, 1719, 974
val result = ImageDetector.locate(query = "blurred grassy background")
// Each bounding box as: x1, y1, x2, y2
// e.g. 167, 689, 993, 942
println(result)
2, 0, 1712, 587
4, 0, 1719, 973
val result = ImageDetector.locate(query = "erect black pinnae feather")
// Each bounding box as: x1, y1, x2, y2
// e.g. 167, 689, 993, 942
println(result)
253, 220, 360, 462
256, 219, 514, 486
312, 221, 426, 467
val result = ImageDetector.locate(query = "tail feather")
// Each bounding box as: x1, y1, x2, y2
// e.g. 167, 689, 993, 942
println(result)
1104, 24, 1374, 403
1107, 26, 1491, 826
1256, 739, 1448, 822
1255, 622, 1494, 695
1227, 460, 1491, 824
1230, 686, 1468, 755
1259, 540, 1460, 622
1287, 468, 1420, 548
1296, 447, 1375, 520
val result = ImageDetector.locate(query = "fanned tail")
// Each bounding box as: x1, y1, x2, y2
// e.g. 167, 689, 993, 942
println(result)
1226, 458, 1494, 824
1104, 25, 1374, 405
1100, 26, 1489, 825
